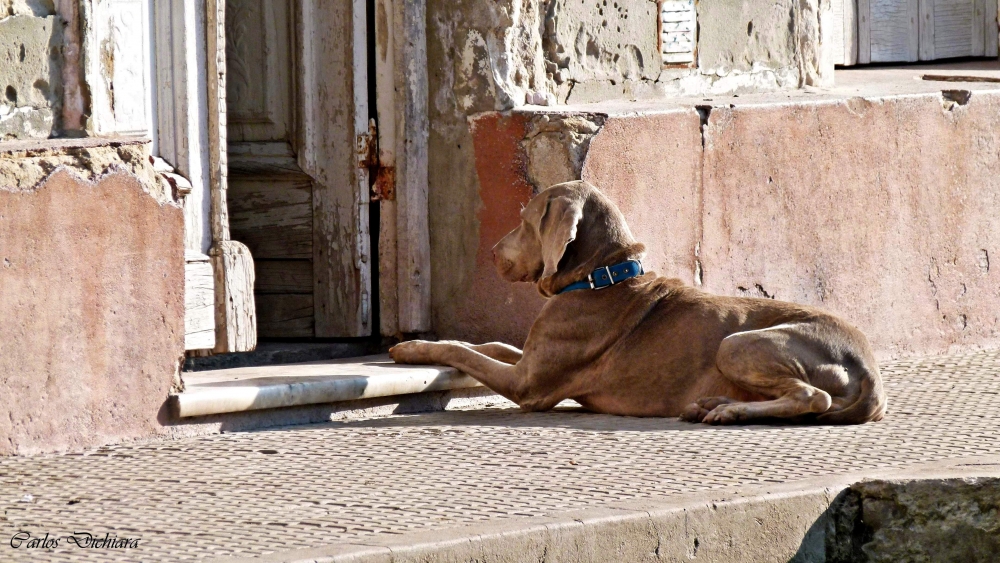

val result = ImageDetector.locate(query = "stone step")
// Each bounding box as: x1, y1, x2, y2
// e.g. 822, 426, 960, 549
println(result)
169, 354, 482, 418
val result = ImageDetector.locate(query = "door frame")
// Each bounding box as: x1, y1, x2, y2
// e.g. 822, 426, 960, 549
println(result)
373, 0, 432, 336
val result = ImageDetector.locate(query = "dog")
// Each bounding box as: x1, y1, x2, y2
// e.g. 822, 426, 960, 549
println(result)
390, 180, 886, 424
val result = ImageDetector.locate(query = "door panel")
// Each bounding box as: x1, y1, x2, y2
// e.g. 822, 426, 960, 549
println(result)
227, 173, 313, 260
869, 0, 919, 62
225, 0, 295, 142
254, 260, 314, 293
256, 294, 314, 338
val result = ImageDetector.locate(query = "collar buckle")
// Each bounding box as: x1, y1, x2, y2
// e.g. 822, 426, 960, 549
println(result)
588, 266, 614, 290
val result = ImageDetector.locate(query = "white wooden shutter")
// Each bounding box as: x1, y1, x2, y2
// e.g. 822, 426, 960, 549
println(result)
923, 0, 999, 59
86, 0, 155, 136
850, 0, 999, 64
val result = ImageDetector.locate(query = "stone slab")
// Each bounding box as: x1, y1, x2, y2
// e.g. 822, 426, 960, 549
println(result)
515, 59, 1000, 116
171, 354, 483, 418
581, 109, 703, 285
700, 91, 1000, 357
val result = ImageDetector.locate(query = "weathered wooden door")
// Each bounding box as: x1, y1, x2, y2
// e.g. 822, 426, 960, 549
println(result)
225, 0, 372, 337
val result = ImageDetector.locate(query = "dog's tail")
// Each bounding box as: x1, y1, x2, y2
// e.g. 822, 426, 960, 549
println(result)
815, 365, 887, 425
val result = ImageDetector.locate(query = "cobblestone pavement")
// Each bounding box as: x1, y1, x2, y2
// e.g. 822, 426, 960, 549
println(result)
2, 350, 1000, 561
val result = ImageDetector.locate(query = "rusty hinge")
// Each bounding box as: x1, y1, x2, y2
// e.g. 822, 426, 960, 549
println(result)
357, 118, 396, 201
372, 166, 395, 201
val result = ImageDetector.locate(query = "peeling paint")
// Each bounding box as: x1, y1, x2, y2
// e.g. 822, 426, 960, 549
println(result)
436, 0, 829, 114
99, 31, 115, 115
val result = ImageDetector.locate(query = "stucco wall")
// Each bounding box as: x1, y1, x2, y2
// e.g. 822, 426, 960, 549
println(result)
428, 0, 828, 113
0, 168, 185, 455
439, 91, 1000, 360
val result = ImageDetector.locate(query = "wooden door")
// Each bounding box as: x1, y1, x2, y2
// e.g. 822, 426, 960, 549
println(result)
225, 0, 372, 338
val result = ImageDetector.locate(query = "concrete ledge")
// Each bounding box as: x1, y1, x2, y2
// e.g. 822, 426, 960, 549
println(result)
170, 354, 483, 418
213, 487, 840, 563
214, 460, 1000, 563
0, 135, 149, 154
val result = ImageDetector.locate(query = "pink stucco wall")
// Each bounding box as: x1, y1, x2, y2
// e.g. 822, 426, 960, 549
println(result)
0, 170, 185, 455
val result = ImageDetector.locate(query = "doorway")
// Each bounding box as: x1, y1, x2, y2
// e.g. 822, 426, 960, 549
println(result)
223, 0, 373, 339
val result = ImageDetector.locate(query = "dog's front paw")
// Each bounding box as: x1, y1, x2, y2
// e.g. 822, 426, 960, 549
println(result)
389, 340, 438, 365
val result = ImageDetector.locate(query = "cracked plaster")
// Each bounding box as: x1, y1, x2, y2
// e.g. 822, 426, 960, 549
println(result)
0, 141, 170, 204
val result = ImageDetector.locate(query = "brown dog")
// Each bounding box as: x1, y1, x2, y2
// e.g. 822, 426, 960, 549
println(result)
390, 181, 886, 424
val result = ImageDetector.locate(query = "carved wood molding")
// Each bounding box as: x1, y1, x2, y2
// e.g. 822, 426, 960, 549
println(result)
225, 0, 295, 136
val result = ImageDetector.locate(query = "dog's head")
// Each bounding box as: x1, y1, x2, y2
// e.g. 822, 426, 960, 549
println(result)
492, 181, 645, 297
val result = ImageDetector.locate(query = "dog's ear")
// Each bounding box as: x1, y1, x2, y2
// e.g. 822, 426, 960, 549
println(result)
539, 195, 584, 279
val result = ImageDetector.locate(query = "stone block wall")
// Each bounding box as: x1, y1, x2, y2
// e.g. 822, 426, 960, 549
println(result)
699, 94, 1000, 358
0, 0, 184, 455
436, 90, 1000, 360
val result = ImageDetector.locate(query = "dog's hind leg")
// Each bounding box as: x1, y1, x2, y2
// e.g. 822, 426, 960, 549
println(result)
700, 382, 832, 425
698, 324, 845, 425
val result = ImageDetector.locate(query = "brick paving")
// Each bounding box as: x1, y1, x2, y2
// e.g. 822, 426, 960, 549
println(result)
2, 351, 999, 561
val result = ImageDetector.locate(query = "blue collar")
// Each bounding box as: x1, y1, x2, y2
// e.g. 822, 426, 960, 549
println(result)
557, 260, 644, 294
